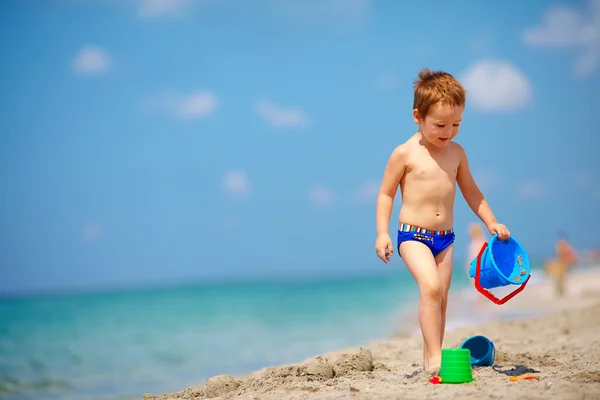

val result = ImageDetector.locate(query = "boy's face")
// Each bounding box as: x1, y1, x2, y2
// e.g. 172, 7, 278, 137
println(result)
413, 102, 464, 148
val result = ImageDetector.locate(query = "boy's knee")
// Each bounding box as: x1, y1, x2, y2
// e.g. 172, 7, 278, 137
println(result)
420, 283, 442, 300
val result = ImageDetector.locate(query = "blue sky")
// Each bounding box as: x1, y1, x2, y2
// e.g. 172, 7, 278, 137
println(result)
1, 0, 599, 295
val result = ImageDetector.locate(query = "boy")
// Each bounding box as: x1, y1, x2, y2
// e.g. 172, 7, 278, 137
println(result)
374, 68, 510, 376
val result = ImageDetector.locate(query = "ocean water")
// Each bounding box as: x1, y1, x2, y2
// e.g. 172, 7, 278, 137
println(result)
0, 268, 485, 400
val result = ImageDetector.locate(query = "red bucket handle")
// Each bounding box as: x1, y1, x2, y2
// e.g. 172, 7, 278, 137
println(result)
474, 241, 531, 305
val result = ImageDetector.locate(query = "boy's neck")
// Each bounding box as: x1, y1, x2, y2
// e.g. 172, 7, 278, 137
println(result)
416, 130, 447, 154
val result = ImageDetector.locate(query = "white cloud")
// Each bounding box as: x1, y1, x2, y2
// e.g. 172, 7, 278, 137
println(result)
83, 223, 101, 241
522, 0, 600, 76
72, 46, 112, 75
137, 0, 192, 19
309, 186, 334, 206
256, 100, 309, 128
354, 180, 380, 203
133, 0, 368, 26
461, 59, 532, 112
144, 91, 217, 119
265, 0, 369, 28
177, 92, 217, 118
223, 171, 251, 197
516, 181, 548, 199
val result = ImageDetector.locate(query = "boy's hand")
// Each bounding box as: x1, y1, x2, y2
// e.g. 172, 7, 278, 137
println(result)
375, 233, 394, 263
487, 222, 511, 240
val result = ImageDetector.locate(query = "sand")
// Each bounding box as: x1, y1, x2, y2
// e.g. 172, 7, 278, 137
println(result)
144, 266, 600, 400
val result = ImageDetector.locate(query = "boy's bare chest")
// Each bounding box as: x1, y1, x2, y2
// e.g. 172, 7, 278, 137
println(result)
408, 156, 458, 182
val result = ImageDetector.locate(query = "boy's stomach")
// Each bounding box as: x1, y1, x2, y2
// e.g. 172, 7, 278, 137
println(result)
397, 203, 455, 231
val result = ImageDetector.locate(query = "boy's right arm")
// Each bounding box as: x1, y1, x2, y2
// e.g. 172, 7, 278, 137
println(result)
375, 145, 407, 262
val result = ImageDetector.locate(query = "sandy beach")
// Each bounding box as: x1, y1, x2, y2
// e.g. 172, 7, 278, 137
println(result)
144, 266, 600, 400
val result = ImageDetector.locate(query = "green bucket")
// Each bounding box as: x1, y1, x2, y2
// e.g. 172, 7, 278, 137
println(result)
440, 349, 474, 384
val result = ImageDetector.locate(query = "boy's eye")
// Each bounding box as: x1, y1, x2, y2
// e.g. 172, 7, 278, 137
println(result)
453, 123, 460, 127
436, 124, 445, 128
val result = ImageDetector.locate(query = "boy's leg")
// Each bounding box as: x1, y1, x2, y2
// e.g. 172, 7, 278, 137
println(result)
399, 240, 442, 374
434, 244, 454, 346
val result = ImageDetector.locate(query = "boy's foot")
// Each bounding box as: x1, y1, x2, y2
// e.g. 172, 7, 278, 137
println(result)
425, 357, 441, 377
426, 365, 441, 377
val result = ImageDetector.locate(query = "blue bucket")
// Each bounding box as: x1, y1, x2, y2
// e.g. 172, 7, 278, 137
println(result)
468, 235, 530, 289
460, 335, 495, 366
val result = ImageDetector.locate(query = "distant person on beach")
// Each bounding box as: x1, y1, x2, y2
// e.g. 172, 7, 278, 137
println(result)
374, 68, 510, 376
466, 222, 487, 308
544, 233, 579, 297
466, 222, 487, 278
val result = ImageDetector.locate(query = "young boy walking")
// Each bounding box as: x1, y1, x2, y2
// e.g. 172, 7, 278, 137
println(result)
374, 68, 510, 375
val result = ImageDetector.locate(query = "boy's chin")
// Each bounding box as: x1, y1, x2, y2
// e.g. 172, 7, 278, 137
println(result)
426, 137, 451, 147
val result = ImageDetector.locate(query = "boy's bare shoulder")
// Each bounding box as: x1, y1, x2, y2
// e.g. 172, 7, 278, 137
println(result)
449, 141, 467, 160
448, 141, 464, 152
390, 134, 419, 158
389, 137, 413, 157
385, 140, 414, 173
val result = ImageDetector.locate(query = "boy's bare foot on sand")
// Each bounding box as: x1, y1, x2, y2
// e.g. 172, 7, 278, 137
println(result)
426, 357, 442, 377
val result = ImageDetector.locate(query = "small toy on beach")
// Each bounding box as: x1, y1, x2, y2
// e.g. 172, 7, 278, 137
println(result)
469, 234, 532, 305
459, 335, 495, 367
509, 374, 540, 382
439, 348, 474, 384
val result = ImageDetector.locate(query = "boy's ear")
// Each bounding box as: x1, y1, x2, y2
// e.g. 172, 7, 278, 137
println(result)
413, 109, 423, 125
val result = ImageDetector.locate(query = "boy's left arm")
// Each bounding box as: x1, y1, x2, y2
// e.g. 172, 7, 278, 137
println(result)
455, 145, 511, 240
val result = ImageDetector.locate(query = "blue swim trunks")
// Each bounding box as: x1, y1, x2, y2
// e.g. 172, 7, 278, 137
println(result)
397, 223, 455, 257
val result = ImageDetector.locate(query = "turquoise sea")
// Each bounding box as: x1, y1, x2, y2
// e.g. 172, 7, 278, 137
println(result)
0, 265, 528, 400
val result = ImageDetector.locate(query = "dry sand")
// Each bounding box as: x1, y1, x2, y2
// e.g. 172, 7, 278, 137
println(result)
144, 266, 600, 400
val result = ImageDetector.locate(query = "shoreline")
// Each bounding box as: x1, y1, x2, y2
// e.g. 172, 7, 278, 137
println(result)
144, 266, 600, 400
